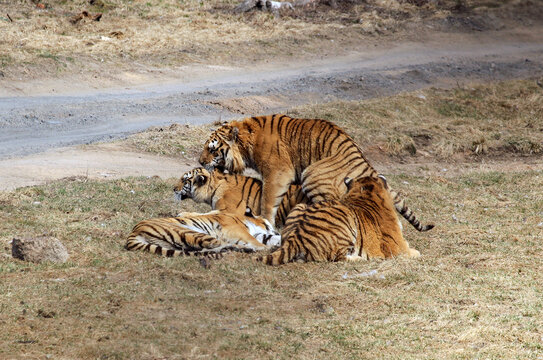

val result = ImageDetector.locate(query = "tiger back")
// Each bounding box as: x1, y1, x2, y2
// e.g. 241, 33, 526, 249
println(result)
198, 114, 433, 232
173, 167, 308, 228
125, 209, 280, 257
258, 176, 420, 265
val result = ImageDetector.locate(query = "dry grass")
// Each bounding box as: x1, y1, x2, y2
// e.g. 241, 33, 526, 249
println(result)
290, 79, 543, 158
1, 79, 542, 358
123, 79, 543, 161
0, 168, 542, 359
0, 0, 527, 79
122, 122, 212, 160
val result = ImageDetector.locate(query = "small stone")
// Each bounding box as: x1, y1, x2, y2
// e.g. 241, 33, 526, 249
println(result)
199, 257, 212, 269
37, 309, 56, 318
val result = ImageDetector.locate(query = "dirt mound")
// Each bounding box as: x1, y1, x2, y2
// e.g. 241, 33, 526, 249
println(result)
206, 95, 288, 114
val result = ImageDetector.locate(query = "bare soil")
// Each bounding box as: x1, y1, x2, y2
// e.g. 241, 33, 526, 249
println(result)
0, 143, 190, 191
1, 25, 543, 190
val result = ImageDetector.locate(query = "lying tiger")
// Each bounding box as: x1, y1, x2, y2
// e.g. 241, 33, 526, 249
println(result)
198, 114, 434, 231
258, 176, 420, 265
174, 167, 308, 229
125, 208, 280, 257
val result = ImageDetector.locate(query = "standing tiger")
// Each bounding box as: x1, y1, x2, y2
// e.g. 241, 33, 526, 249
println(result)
258, 176, 420, 265
173, 167, 308, 228
198, 114, 433, 231
125, 208, 280, 257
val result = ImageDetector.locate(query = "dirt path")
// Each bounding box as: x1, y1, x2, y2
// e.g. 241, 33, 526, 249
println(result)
1, 28, 542, 190
0, 143, 189, 191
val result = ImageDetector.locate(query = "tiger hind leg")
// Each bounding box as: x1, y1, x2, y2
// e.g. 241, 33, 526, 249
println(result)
256, 237, 298, 265
260, 168, 296, 227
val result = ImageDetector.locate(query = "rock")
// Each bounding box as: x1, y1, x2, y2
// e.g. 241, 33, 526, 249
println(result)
233, 0, 292, 13
199, 257, 212, 269
11, 236, 69, 264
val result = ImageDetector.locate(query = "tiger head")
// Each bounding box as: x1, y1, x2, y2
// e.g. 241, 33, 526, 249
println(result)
199, 123, 246, 174
343, 175, 389, 201
174, 167, 221, 204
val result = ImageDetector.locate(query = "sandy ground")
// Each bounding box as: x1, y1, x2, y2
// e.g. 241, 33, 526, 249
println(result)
1, 27, 542, 191
0, 143, 190, 191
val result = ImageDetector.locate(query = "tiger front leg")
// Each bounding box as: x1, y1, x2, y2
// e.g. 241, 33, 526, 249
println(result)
221, 224, 269, 252
176, 210, 220, 217
261, 170, 295, 227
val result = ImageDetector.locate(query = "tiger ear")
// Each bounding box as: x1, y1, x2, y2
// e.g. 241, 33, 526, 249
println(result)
377, 174, 388, 188
196, 174, 207, 186
244, 207, 254, 217
229, 126, 239, 141
344, 177, 353, 191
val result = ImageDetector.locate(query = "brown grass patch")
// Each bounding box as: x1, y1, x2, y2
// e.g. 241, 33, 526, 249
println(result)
123, 79, 543, 162
0, 0, 531, 79
289, 79, 543, 159
1, 168, 542, 358
206, 95, 288, 114
122, 122, 211, 160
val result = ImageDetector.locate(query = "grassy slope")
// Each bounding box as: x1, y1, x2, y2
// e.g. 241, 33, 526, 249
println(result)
1, 79, 542, 358
291, 80, 543, 157
0, 0, 529, 79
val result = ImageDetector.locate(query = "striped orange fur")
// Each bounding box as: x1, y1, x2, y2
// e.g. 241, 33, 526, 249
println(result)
173, 167, 308, 228
126, 209, 280, 257
198, 114, 433, 231
258, 176, 420, 265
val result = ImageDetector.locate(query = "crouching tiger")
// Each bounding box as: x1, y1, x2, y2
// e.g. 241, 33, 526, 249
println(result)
257, 176, 420, 265
198, 114, 434, 231
126, 208, 281, 257
173, 167, 308, 229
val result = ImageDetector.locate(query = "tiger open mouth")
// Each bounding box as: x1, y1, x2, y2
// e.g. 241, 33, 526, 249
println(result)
174, 191, 187, 201
203, 160, 226, 173
174, 186, 191, 201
